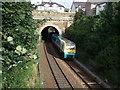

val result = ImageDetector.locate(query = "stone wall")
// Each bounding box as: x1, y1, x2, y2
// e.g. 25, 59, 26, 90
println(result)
32, 10, 75, 20
33, 10, 74, 35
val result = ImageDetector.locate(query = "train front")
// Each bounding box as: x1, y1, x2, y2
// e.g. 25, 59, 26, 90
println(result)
64, 41, 76, 59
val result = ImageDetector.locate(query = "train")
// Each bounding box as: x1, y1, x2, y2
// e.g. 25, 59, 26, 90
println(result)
51, 34, 76, 59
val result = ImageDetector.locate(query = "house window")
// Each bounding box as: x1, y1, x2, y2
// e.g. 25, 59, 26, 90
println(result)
78, 5, 81, 9
39, 6, 41, 9
60, 7, 62, 10
75, 7, 78, 12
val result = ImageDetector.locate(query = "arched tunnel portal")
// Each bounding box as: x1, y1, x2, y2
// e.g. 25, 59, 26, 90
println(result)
39, 25, 62, 40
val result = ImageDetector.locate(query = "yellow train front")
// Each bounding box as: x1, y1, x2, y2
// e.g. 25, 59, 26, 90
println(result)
51, 34, 76, 59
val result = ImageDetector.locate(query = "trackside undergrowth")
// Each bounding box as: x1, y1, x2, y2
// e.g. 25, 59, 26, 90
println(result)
64, 2, 120, 88
1, 2, 40, 88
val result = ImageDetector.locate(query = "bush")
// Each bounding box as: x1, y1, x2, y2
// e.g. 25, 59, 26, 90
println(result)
1, 2, 39, 88
64, 2, 120, 87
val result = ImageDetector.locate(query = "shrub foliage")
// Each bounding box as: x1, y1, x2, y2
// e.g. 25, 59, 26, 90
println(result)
64, 2, 120, 87
1, 2, 39, 88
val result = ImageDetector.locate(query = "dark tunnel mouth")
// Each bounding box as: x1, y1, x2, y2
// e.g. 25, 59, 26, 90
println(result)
41, 26, 59, 40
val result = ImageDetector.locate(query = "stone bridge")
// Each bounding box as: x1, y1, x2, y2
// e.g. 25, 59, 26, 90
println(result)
32, 11, 75, 37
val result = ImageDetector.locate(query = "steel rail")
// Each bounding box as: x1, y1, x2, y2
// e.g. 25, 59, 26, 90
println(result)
52, 56, 74, 89
43, 42, 60, 89
65, 61, 94, 90
74, 59, 112, 89
43, 42, 73, 89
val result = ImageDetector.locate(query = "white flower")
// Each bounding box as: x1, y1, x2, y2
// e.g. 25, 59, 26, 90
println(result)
18, 61, 22, 63
29, 54, 37, 59
16, 45, 22, 51
10, 41, 14, 44
6, 61, 10, 65
4, 35, 7, 39
12, 64, 17, 67
15, 50, 20, 55
33, 55, 37, 59
15, 46, 27, 55
15, 29, 19, 31
21, 48, 27, 54
25, 66, 28, 69
7, 36, 13, 42
8, 65, 12, 70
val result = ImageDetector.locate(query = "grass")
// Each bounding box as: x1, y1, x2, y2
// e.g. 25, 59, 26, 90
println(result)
34, 76, 41, 88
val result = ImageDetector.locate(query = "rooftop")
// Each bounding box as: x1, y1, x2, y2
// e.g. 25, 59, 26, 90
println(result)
38, 2, 65, 8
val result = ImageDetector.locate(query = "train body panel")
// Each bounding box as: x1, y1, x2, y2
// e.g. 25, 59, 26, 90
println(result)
51, 34, 76, 59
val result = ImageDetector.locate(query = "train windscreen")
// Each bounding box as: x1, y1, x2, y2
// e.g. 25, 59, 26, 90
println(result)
66, 45, 75, 50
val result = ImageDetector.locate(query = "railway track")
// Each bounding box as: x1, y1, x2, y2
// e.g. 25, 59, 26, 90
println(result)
65, 61, 103, 90
43, 41, 74, 89
42, 40, 107, 89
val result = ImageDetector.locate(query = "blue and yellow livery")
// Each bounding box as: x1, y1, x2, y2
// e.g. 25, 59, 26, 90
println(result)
51, 34, 76, 59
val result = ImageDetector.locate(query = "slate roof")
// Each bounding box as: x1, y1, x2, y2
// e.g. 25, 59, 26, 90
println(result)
38, 2, 65, 8
70, 1, 104, 9
87, 0, 108, 2
71, 2, 86, 9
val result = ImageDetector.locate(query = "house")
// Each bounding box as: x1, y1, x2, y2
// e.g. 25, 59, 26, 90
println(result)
85, 0, 107, 15
70, 0, 106, 15
95, 3, 106, 15
36, 1, 65, 12
70, 2, 86, 13
85, 2, 99, 15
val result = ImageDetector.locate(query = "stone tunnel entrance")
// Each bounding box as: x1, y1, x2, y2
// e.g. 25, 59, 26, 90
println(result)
41, 26, 60, 40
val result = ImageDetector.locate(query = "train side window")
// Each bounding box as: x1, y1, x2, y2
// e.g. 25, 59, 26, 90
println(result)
61, 42, 64, 50
57, 40, 60, 46
53, 38, 56, 41
56, 39, 59, 46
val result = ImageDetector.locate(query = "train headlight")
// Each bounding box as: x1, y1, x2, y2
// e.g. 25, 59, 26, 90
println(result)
67, 50, 75, 53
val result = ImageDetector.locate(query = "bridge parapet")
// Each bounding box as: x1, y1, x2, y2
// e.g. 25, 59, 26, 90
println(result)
32, 10, 75, 21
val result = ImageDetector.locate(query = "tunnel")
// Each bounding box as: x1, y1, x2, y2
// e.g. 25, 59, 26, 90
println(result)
41, 26, 60, 40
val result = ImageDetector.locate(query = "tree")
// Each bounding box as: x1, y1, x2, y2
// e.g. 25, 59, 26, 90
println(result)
64, 8, 69, 12
74, 9, 84, 21
64, 2, 120, 87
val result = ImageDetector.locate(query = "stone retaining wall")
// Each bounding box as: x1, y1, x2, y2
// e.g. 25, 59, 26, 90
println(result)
32, 11, 75, 18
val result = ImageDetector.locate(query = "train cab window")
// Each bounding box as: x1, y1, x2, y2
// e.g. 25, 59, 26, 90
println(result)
66, 45, 75, 50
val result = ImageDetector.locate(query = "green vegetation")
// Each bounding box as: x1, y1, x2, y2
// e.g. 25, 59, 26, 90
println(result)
64, 2, 120, 88
74, 9, 84, 22
64, 8, 69, 12
3, 62, 37, 88
34, 74, 41, 88
48, 27, 56, 32
1, 2, 39, 88
34, 19, 47, 29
